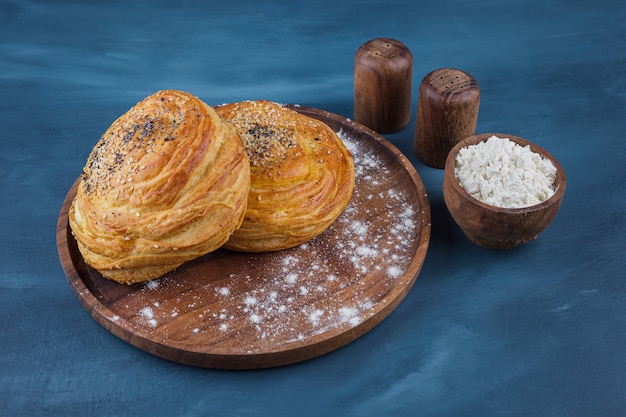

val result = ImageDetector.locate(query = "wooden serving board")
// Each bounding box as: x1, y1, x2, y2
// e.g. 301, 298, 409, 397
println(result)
56, 105, 431, 369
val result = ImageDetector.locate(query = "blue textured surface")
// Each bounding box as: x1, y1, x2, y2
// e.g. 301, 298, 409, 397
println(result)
1, 1, 625, 416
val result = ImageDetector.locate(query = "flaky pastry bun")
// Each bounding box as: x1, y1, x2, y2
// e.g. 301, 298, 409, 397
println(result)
69, 90, 250, 284
214, 100, 355, 252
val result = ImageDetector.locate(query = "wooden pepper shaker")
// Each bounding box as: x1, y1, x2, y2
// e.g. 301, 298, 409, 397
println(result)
413, 68, 480, 168
354, 38, 412, 134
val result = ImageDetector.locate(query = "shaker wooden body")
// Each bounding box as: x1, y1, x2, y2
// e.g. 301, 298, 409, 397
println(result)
413, 68, 480, 168
354, 38, 412, 134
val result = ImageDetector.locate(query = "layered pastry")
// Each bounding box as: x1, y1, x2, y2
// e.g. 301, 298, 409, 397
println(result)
214, 100, 355, 252
69, 90, 250, 284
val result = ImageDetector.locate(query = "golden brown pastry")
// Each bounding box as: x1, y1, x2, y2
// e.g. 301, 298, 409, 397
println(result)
69, 90, 250, 284
214, 100, 355, 252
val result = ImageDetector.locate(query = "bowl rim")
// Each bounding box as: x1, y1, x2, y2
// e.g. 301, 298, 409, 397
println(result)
444, 132, 567, 213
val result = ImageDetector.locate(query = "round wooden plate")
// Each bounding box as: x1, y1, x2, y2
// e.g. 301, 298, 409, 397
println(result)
56, 105, 431, 369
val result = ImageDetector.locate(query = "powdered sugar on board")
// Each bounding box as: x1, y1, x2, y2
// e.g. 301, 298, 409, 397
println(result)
117, 131, 424, 353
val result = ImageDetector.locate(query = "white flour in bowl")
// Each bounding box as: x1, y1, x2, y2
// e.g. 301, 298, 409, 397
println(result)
454, 135, 557, 208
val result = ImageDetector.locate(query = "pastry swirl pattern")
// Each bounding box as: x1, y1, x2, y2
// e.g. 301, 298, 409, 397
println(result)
69, 90, 250, 284
215, 100, 355, 252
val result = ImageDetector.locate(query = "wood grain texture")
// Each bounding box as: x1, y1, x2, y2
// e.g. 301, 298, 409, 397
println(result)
56, 105, 431, 369
414, 68, 480, 168
443, 133, 566, 250
354, 38, 412, 134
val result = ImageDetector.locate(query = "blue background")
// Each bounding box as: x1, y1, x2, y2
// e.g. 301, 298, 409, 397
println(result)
1, 0, 624, 416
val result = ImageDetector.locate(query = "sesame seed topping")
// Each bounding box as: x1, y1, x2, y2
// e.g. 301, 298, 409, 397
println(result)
216, 102, 298, 170
79, 90, 199, 198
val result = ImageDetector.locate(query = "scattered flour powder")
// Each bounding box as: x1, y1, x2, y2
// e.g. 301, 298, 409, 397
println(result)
128, 130, 424, 352
454, 135, 557, 208
139, 306, 158, 328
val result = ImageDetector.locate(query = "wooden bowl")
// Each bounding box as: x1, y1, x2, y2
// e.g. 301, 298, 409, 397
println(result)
443, 133, 566, 249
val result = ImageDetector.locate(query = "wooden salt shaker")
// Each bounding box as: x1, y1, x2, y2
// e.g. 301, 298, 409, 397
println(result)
354, 38, 412, 134
413, 68, 480, 168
